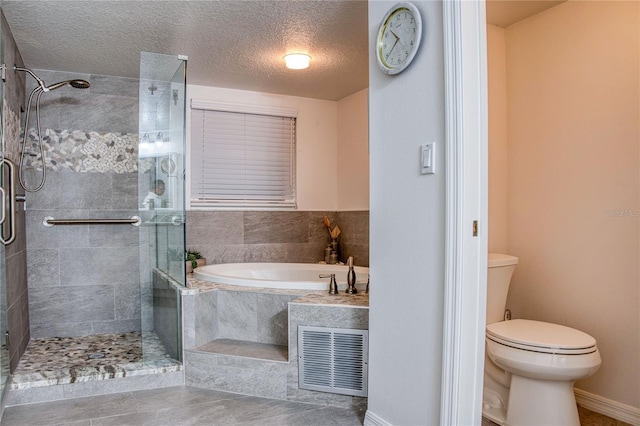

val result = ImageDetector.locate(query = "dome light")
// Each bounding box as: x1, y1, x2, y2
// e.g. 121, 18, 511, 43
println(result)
284, 53, 311, 70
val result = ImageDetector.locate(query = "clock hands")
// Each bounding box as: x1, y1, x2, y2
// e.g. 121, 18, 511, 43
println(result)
387, 30, 400, 57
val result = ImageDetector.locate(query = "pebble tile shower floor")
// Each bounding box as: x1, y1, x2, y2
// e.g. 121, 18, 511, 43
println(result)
10, 332, 181, 389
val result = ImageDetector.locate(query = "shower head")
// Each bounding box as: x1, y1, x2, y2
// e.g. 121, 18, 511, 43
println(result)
14, 66, 90, 92
46, 79, 91, 91
70, 79, 90, 89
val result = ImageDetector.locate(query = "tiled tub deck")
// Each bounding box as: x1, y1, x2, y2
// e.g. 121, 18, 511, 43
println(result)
183, 276, 370, 410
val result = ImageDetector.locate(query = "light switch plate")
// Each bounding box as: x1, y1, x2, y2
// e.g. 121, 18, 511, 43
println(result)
421, 142, 435, 174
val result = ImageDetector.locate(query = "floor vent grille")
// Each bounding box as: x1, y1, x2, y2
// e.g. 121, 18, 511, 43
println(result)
298, 326, 368, 397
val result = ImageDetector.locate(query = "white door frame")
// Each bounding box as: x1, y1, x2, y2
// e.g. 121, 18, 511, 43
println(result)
440, 1, 489, 425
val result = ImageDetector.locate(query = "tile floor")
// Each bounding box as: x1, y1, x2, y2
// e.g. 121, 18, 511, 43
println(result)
0, 386, 366, 425
1, 334, 631, 425
0, 385, 632, 425
481, 406, 632, 426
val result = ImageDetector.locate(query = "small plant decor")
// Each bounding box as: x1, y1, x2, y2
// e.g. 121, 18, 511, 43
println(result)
186, 249, 204, 269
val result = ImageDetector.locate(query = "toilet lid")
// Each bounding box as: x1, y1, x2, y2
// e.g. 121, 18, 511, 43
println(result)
486, 319, 597, 355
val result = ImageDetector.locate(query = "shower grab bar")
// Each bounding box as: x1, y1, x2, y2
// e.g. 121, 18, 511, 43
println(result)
0, 186, 6, 227
0, 159, 17, 246
43, 216, 141, 227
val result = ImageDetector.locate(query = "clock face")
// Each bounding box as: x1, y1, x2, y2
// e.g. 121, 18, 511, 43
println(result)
376, 3, 422, 75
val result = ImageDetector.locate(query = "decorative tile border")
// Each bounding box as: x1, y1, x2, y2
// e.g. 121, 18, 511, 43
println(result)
22, 128, 139, 173
4, 99, 154, 174
3, 99, 21, 164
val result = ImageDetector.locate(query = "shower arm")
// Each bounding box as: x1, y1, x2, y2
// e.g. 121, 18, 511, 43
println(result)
14, 66, 49, 92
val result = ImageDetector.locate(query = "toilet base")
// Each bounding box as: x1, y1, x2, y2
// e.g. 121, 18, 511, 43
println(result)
506, 374, 580, 426
483, 352, 511, 424
482, 403, 506, 425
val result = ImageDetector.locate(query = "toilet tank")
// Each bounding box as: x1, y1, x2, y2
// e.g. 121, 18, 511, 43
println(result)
487, 253, 519, 324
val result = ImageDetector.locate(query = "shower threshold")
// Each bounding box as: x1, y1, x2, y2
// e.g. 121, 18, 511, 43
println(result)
9, 331, 181, 390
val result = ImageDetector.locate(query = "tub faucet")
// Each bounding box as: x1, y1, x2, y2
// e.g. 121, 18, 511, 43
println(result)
319, 273, 338, 295
346, 256, 357, 294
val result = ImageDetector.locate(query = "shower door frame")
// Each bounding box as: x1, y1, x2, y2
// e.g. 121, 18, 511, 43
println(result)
138, 52, 187, 363
0, 2, 8, 405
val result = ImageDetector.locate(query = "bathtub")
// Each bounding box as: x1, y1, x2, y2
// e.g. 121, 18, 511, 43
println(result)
193, 263, 369, 291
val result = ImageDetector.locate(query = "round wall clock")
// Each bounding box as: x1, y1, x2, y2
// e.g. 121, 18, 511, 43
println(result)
376, 2, 423, 75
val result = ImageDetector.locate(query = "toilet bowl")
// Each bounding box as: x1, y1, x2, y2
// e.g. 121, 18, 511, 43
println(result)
483, 254, 602, 425
486, 319, 601, 425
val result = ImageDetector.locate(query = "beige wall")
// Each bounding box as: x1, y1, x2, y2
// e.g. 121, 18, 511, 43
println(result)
186, 85, 370, 212
186, 85, 339, 211
489, 0, 639, 410
487, 25, 508, 253
337, 88, 369, 210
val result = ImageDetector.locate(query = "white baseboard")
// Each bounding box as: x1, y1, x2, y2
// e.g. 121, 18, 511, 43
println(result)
365, 391, 639, 426
364, 410, 392, 426
575, 388, 640, 425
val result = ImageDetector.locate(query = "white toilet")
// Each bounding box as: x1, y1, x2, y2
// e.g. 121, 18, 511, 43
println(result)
483, 253, 601, 426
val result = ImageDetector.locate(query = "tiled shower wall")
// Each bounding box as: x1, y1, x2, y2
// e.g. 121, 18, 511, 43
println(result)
2, 12, 30, 372
23, 69, 144, 338
186, 210, 369, 267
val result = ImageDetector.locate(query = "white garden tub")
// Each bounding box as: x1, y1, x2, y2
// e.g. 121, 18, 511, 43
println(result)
193, 262, 369, 291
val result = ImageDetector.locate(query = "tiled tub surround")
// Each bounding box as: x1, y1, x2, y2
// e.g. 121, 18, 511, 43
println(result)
152, 270, 182, 361
186, 210, 369, 268
183, 276, 368, 410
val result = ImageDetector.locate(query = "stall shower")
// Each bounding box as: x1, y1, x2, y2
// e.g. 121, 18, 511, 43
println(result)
0, 51, 187, 404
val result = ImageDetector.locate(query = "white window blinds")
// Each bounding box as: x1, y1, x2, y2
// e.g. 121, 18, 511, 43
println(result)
190, 107, 296, 209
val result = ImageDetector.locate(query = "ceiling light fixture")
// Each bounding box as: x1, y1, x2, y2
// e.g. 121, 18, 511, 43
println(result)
284, 53, 311, 70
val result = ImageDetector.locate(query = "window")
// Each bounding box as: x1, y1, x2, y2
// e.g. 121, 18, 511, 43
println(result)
190, 100, 296, 209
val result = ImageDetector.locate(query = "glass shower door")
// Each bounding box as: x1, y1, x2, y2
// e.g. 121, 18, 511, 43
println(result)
138, 52, 187, 362
0, 5, 9, 403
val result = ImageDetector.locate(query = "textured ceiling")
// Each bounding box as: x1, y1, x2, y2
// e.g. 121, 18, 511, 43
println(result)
2, 1, 564, 101
2, 0, 369, 101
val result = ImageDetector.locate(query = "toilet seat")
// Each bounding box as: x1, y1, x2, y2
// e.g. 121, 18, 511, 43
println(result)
486, 319, 597, 355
